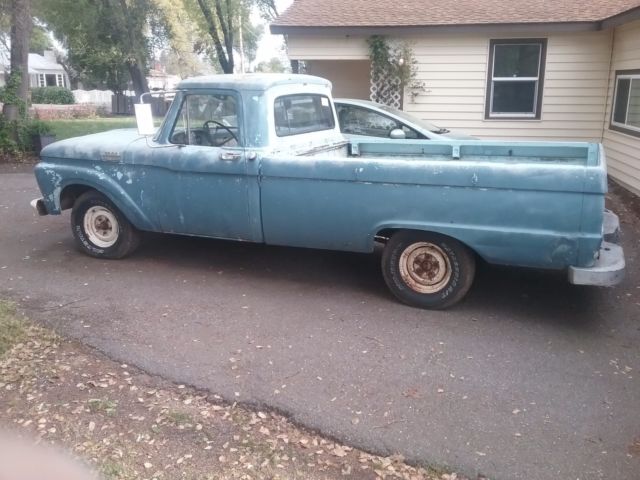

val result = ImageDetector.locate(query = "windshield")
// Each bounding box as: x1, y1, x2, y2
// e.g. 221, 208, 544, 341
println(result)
374, 103, 446, 134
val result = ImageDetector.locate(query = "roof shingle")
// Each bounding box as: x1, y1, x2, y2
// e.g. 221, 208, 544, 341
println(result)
271, 0, 640, 28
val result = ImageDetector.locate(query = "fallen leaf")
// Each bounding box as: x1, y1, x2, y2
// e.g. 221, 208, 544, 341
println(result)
332, 446, 347, 457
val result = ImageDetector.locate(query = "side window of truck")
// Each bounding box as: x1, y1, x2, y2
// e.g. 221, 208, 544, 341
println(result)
274, 94, 335, 136
170, 94, 240, 147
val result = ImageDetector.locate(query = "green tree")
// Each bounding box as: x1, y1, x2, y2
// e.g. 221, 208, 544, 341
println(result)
35, 0, 158, 97
254, 56, 287, 73
185, 0, 264, 74
0, 0, 11, 54
29, 24, 51, 53
254, 0, 277, 21
2, 0, 32, 123
153, 0, 207, 77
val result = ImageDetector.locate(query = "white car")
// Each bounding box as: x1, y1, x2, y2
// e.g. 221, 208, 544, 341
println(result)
335, 98, 475, 141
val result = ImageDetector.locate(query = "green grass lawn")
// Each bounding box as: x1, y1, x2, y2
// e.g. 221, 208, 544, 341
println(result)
44, 117, 139, 141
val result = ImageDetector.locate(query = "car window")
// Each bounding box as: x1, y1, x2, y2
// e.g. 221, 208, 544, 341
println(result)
274, 94, 335, 137
170, 93, 240, 147
336, 104, 422, 139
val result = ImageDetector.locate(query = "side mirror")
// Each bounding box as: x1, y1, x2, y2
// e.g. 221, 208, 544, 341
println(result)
134, 103, 155, 136
389, 128, 406, 140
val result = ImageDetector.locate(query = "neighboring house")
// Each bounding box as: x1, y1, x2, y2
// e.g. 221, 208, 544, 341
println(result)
147, 67, 181, 91
271, 0, 640, 195
0, 50, 70, 89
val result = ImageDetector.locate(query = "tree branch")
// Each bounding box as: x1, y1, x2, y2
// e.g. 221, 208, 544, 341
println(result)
196, 0, 231, 73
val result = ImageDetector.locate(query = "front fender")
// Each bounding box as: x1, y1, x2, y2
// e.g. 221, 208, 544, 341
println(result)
34, 162, 156, 231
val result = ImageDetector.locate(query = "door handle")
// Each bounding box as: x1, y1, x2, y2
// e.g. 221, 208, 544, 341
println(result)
220, 151, 242, 161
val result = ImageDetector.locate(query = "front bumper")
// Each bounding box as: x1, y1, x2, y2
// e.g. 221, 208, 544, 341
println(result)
568, 211, 625, 287
30, 197, 48, 216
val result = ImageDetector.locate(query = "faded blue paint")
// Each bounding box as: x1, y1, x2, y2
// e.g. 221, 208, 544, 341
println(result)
35, 74, 613, 272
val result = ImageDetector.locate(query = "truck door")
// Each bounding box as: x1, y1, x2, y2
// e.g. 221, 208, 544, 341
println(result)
150, 91, 259, 241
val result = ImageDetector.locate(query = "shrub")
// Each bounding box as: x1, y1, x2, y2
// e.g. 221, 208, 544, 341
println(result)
24, 119, 54, 136
31, 86, 75, 105
0, 116, 55, 156
0, 116, 19, 156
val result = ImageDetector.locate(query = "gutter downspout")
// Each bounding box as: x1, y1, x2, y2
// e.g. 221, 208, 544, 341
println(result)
600, 28, 616, 143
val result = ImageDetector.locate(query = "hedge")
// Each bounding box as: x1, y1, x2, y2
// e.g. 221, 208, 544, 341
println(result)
31, 87, 75, 105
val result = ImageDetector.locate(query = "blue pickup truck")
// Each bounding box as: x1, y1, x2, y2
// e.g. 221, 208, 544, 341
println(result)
32, 74, 625, 309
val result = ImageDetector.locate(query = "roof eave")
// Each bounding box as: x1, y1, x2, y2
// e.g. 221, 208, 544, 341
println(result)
270, 21, 602, 36
600, 5, 640, 29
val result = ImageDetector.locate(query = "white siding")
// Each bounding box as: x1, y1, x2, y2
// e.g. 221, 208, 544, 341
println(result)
407, 31, 612, 140
602, 19, 640, 196
287, 30, 612, 141
306, 60, 371, 99
288, 36, 370, 60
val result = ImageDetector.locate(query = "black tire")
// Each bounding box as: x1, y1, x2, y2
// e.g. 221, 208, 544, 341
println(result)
70, 190, 140, 259
382, 230, 475, 309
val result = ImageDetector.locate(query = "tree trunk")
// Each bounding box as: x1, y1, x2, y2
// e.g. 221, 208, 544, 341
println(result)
116, 0, 149, 98
196, 0, 234, 73
128, 61, 149, 99
2, 0, 32, 122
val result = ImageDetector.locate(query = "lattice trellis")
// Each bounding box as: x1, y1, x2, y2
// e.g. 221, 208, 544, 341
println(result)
369, 64, 402, 108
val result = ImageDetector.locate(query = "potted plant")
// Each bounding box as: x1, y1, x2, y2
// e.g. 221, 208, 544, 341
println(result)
28, 120, 56, 154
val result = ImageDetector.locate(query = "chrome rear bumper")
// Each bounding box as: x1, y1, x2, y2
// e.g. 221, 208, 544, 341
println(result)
568, 211, 625, 287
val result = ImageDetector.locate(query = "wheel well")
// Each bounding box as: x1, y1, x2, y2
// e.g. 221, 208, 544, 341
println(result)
59, 185, 95, 210
375, 228, 397, 242
375, 228, 481, 259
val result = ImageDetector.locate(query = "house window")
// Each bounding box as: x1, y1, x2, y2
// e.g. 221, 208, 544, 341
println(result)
610, 69, 640, 138
38, 74, 46, 87
56, 74, 64, 87
485, 39, 547, 119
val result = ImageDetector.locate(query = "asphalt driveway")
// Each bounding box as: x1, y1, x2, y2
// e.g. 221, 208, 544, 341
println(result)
1, 168, 639, 480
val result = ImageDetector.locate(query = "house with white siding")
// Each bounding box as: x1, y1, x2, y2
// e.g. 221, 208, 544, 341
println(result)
271, 0, 640, 195
0, 50, 69, 89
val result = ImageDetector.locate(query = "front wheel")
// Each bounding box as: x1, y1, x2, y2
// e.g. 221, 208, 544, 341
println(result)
70, 190, 140, 259
382, 231, 476, 309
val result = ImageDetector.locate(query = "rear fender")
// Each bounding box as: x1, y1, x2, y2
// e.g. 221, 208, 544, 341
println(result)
371, 221, 581, 270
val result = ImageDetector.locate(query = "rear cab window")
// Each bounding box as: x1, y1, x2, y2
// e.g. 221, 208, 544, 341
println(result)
274, 94, 335, 137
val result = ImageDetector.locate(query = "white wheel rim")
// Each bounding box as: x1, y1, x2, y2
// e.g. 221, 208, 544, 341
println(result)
83, 206, 119, 248
399, 242, 452, 294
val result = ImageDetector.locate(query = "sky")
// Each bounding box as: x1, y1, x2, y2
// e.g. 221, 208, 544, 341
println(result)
252, 0, 294, 67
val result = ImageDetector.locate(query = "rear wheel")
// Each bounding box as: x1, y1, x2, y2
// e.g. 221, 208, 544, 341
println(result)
382, 231, 475, 309
70, 191, 140, 259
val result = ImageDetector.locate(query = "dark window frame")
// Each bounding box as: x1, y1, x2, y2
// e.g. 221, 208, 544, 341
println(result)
609, 69, 640, 139
485, 38, 547, 120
